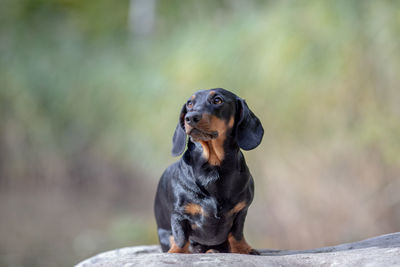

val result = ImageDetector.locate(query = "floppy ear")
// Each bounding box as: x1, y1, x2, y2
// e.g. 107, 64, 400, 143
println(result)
236, 98, 264, 150
171, 104, 187, 156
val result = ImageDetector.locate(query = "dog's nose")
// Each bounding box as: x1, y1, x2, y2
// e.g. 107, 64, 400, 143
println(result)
185, 112, 202, 125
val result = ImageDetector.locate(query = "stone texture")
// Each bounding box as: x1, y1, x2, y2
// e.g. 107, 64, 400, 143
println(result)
76, 232, 400, 267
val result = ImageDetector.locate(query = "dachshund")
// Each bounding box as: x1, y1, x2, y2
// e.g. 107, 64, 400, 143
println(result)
154, 88, 264, 254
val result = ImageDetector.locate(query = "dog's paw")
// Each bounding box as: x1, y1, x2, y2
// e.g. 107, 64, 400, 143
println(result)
206, 249, 220, 253
231, 247, 260, 255
249, 248, 260, 255
167, 247, 190, 253
228, 233, 259, 255
168, 236, 190, 253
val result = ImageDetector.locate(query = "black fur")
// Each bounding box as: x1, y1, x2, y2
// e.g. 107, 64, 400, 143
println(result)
154, 88, 264, 253
171, 104, 187, 157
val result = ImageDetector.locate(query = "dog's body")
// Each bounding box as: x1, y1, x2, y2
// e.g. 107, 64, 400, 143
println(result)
154, 88, 263, 254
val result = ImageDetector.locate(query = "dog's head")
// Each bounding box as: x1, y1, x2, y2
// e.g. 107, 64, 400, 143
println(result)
172, 88, 264, 157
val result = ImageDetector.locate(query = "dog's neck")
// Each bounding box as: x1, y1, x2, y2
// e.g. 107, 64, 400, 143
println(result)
185, 140, 246, 198
198, 139, 225, 166
196, 124, 238, 166
188, 138, 241, 169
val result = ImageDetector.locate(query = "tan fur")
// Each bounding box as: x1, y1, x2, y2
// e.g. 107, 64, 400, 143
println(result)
228, 233, 254, 254
228, 115, 234, 128
227, 201, 246, 216
184, 203, 205, 216
168, 235, 190, 253
184, 111, 235, 166
198, 115, 231, 165
199, 140, 223, 166
184, 122, 193, 134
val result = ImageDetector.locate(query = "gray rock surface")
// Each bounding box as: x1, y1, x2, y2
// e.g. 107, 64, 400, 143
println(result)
76, 232, 400, 266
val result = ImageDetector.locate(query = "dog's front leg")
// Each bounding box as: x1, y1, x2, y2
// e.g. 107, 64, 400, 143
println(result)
228, 210, 260, 255
168, 213, 190, 253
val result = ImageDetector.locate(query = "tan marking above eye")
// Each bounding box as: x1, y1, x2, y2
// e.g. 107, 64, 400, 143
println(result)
209, 91, 216, 96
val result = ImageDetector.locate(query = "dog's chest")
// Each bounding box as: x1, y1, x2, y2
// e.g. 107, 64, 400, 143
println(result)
183, 196, 247, 246
183, 169, 250, 227
183, 196, 246, 223
201, 197, 225, 219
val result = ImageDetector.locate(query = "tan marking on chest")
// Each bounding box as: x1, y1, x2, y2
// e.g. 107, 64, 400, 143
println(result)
227, 201, 246, 216
184, 203, 205, 216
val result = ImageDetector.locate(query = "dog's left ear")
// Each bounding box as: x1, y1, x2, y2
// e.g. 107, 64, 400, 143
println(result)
171, 104, 187, 156
236, 98, 264, 150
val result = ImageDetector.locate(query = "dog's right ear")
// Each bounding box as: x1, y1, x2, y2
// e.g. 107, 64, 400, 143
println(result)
171, 104, 187, 157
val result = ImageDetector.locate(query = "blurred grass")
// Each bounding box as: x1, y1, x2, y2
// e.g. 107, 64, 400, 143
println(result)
1, 0, 400, 266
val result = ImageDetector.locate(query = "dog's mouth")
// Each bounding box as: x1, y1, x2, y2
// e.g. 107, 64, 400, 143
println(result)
186, 126, 218, 142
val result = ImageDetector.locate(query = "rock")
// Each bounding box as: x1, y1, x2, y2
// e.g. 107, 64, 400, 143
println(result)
76, 232, 400, 267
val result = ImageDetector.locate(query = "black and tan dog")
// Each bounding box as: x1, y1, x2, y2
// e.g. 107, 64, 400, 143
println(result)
154, 88, 263, 254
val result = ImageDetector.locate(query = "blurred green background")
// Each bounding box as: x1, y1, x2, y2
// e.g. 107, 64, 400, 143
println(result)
1, 0, 400, 266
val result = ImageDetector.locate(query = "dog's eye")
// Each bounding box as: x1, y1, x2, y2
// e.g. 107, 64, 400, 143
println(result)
187, 100, 193, 108
213, 97, 223, 105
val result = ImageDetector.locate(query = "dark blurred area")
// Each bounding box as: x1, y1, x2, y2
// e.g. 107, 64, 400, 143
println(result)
1, 0, 400, 266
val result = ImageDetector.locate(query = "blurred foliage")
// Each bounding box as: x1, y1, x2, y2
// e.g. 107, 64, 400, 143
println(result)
1, 0, 400, 266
